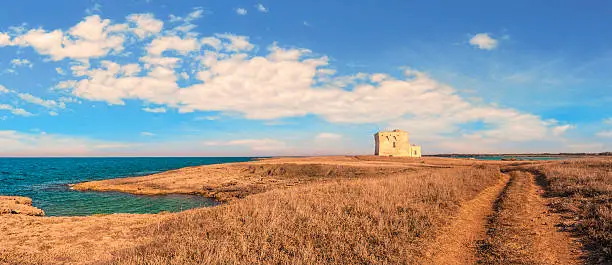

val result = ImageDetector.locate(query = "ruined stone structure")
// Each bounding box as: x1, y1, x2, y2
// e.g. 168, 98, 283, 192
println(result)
374, 129, 422, 157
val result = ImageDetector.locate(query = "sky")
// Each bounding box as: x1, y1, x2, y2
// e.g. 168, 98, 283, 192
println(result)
0, 0, 610, 156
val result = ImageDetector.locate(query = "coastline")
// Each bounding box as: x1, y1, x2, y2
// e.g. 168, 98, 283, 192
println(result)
0, 156, 562, 264
0, 196, 45, 216
69, 156, 527, 202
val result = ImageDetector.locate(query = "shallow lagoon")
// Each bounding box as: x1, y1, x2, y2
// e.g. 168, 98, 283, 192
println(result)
0, 157, 252, 216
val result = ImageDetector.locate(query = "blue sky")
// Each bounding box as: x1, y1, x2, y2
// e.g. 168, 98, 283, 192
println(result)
0, 0, 610, 156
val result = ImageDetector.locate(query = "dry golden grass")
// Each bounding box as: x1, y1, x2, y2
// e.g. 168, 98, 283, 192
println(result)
73, 162, 412, 202
107, 165, 501, 264
538, 158, 612, 264
72, 156, 505, 202
0, 213, 166, 265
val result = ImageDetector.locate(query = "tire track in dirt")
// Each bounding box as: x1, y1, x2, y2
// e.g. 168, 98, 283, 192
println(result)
422, 172, 511, 264
477, 170, 582, 264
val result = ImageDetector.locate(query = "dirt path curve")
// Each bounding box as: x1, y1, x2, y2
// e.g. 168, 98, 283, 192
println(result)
421, 172, 511, 264
478, 170, 582, 264
516, 170, 582, 264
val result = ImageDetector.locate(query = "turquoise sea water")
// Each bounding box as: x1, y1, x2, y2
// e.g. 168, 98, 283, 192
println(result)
0, 157, 253, 216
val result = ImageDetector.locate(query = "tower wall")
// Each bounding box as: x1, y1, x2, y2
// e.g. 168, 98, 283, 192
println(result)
409, 145, 422, 158
374, 130, 411, 156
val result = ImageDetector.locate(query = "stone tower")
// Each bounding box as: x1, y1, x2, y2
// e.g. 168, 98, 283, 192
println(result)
374, 129, 422, 157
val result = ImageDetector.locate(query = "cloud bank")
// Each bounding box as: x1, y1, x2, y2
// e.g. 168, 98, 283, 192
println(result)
0, 10, 593, 155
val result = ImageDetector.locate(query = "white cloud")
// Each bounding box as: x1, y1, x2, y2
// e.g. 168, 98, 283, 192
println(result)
127, 13, 164, 39
140, 56, 180, 68
8, 24, 27, 35
204, 138, 285, 151
168, 8, 204, 34
552, 124, 575, 136
56, 80, 77, 89
216, 34, 254, 52
370, 73, 389, 83
85, 3, 102, 15
0, 130, 134, 157
186, 8, 204, 21
195, 116, 220, 121
51, 34, 563, 146
0, 85, 10, 93
2, 69, 17, 75
92, 143, 135, 149
0, 104, 33, 116
170, 7, 204, 23
59, 97, 80, 104
604, 118, 612, 125
201, 37, 222, 50
147, 35, 199, 56
256, 4, 268, 13
264, 120, 291, 126
315, 133, 342, 140
0, 33, 11, 46
0, 12, 574, 152
469, 33, 498, 50
236, 8, 247, 16
49, 111, 58, 116
566, 143, 605, 153
8, 15, 126, 61
596, 130, 612, 138
142, 107, 167, 113
141, 131, 155, 136
68, 60, 180, 105
55, 68, 66, 75
18, 93, 66, 109
10, 58, 33, 68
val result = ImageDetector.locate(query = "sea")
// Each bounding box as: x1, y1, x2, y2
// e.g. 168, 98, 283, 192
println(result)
0, 157, 254, 216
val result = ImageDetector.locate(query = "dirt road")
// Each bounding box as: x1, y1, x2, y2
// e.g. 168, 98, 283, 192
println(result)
425, 169, 583, 264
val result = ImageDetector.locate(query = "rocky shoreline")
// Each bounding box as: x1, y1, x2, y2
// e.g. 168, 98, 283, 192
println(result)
0, 196, 45, 216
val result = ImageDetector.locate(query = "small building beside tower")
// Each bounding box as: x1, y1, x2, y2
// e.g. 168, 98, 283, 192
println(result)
374, 129, 422, 157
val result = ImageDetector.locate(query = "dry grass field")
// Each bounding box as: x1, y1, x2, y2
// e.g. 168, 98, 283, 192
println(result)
71, 156, 501, 202
537, 158, 612, 264
0, 213, 165, 264
0, 156, 610, 264
109, 166, 500, 264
